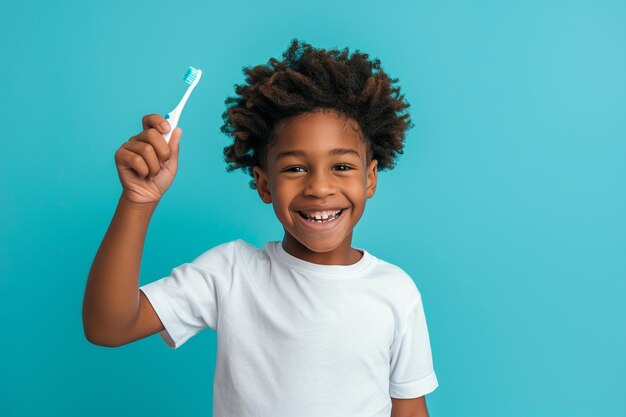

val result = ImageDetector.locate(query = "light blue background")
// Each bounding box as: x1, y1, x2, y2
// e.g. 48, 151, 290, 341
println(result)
1, 0, 624, 416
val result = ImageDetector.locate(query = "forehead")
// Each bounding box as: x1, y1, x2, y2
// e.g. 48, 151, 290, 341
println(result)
269, 109, 365, 156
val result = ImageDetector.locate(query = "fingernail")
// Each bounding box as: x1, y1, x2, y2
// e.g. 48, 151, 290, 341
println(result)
160, 122, 170, 133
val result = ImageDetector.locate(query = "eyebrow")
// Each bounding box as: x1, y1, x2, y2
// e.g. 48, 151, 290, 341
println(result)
275, 148, 360, 160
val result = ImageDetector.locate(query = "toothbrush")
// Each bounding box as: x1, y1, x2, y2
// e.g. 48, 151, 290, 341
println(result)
163, 66, 202, 143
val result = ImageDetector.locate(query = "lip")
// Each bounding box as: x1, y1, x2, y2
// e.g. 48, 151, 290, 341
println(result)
296, 206, 345, 212
293, 208, 347, 231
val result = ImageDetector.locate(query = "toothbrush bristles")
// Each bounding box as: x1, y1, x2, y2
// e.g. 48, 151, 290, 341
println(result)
183, 66, 199, 85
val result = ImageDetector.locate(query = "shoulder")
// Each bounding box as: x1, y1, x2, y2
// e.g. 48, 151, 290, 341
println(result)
190, 239, 242, 269
370, 255, 423, 302
191, 239, 266, 268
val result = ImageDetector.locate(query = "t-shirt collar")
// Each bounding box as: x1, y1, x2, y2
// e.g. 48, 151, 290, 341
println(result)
268, 241, 376, 278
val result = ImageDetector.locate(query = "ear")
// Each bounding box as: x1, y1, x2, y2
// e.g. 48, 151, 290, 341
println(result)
366, 159, 378, 199
253, 165, 272, 204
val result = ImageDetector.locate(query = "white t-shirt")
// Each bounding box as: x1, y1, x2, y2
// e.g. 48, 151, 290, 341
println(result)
139, 239, 438, 417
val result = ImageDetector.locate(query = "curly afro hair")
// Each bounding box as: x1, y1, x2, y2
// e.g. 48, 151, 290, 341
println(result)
220, 38, 414, 189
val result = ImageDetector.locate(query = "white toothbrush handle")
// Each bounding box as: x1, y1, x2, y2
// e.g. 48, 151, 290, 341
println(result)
162, 110, 180, 143
163, 71, 202, 143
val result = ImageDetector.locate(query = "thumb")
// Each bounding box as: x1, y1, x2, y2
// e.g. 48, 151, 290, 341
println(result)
169, 127, 182, 159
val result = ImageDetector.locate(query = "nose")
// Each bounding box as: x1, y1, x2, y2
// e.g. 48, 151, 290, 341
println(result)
303, 168, 336, 198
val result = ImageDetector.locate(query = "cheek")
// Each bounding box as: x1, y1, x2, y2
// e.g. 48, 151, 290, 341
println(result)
271, 202, 290, 225
270, 189, 293, 215
343, 177, 367, 195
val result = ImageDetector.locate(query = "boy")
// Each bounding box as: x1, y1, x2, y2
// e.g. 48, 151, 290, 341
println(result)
83, 39, 439, 417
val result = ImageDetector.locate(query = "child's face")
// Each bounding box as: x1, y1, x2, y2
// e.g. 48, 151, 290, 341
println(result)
253, 108, 378, 262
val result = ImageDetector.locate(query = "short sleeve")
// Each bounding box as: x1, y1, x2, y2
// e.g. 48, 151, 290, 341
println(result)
139, 240, 238, 349
389, 292, 439, 398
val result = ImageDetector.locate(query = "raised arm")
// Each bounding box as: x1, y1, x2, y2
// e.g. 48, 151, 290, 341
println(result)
82, 196, 162, 346
82, 115, 182, 347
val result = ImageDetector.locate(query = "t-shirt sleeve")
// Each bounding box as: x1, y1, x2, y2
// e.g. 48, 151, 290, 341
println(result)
138, 240, 238, 349
389, 291, 439, 398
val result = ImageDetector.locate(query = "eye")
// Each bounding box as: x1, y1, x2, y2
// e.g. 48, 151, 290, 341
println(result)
283, 166, 306, 173
334, 164, 352, 171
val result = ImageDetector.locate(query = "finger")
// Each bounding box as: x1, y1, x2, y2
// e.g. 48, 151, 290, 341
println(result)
124, 140, 161, 178
134, 128, 172, 165
169, 127, 182, 158
117, 147, 151, 179
142, 114, 171, 135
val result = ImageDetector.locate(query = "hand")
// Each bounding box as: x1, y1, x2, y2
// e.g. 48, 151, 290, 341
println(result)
114, 114, 182, 204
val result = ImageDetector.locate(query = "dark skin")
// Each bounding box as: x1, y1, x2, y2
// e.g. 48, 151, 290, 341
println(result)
253, 108, 377, 266
390, 396, 430, 417
253, 108, 430, 416
83, 114, 180, 346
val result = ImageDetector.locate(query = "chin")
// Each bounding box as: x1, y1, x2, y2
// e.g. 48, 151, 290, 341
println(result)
294, 235, 348, 253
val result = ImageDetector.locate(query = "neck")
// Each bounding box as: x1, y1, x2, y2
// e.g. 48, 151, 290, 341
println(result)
281, 232, 363, 266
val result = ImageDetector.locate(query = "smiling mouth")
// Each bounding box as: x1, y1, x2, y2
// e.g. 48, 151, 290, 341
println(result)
296, 209, 344, 223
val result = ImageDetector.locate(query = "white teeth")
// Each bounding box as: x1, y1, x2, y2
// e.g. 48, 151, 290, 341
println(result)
299, 209, 342, 222
303, 210, 340, 218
